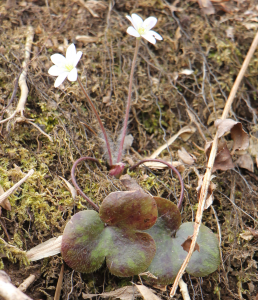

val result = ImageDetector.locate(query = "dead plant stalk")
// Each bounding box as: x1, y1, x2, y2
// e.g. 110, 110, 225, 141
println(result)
170, 30, 258, 297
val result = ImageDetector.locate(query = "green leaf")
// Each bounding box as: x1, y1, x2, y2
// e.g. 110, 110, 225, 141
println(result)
61, 190, 158, 277
175, 222, 221, 277
146, 197, 220, 284
145, 197, 182, 285
61, 210, 108, 273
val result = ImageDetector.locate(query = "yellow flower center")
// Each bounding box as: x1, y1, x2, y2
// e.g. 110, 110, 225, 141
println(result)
65, 64, 74, 72
138, 27, 146, 35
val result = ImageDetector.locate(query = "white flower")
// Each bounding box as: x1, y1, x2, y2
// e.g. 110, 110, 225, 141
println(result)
126, 13, 163, 45
48, 44, 82, 88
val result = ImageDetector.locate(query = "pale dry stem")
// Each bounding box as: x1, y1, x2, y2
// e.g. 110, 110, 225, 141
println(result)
170, 30, 258, 297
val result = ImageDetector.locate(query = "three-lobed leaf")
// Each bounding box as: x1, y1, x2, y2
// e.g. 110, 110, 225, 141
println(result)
61, 190, 158, 277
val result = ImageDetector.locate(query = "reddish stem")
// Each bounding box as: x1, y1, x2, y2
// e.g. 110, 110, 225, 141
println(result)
129, 158, 184, 209
71, 156, 100, 212
116, 39, 140, 163
77, 77, 113, 166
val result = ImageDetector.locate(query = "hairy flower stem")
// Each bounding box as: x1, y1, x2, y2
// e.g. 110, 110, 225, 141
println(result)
116, 39, 140, 163
77, 77, 113, 166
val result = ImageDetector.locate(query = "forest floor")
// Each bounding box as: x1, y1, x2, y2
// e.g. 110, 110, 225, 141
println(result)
0, 0, 258, 299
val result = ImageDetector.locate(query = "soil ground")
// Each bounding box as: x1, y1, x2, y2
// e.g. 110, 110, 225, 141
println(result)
0, 0, 258, 299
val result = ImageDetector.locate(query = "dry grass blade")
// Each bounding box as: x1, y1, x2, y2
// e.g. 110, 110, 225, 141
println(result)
170, 30, 258, 297
18, 274, 36, 292
0, 169, 34, 206
26, 236, 62, 261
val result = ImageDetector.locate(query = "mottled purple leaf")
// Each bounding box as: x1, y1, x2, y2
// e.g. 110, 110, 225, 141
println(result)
146, 197, 220, 284
61, 210, 108, 273
175, 222, 220, 277
61, 190, 158, 277
100, 190, 158, 230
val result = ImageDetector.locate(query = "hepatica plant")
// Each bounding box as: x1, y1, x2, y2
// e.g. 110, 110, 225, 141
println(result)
48, 14, 221, 284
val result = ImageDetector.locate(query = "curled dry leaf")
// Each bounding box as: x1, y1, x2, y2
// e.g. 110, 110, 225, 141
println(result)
139, 159, 185, 171
205, 140, 234, 172
196, 175, 216, 209
82, 286, 141, 300
136, 285, 162, 300
215, 119, 249, 153
178, 147, 196, 165
235, 153, 254, 172
181, 235, 200, 253
75, 35, 99, 44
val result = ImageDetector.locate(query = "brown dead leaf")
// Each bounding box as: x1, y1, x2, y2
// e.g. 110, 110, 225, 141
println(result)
215, 119, 249, 153
196, 175, 216, 209
235, 153, 254, 172
178, 147, 196, 165
0, 186, 11, 211
197, 0, 215, 15
181, 235, 200, 253
205, 140, 234, 172
135, 285, 162, 300
82, 286, 141, 299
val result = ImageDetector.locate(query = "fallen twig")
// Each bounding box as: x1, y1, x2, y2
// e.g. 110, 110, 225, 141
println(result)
170, 30, 258, 297
18, 274, 36, 293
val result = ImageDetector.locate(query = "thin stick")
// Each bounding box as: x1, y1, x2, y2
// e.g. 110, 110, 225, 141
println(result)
116, 39, 140, 163
18, 274, 36, 292
77, 77, 113, 166
170, 30, 258, 297
71, 156, 100, 211
130, 158, 184, 209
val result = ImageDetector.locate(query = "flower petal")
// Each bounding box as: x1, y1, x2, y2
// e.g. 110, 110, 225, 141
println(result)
126, 15, 137, 29
143, 16, 157, 30
48, 65, 65, 76
54, 72, 69, 87
142, 33, 156, 45
51, 54, 66, 67
67, 68, 78, 82
66, 44, 76, 60
131, 14, 143, 30
73, 51, 82, 67
148, 30, 163, 40
126, 26, 141, 38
